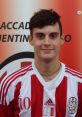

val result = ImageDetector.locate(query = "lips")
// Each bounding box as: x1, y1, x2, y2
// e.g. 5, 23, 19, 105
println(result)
41, 48, 54, 50
41, 49, 54, 53
41, 49, 54, 50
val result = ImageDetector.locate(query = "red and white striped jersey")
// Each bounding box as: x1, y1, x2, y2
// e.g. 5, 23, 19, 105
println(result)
0, 62, 82, 117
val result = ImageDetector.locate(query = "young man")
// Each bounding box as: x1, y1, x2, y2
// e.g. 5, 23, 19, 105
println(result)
0, 9, 82, 117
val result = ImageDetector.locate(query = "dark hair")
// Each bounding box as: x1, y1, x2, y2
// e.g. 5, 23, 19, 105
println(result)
29, 9, 62, 36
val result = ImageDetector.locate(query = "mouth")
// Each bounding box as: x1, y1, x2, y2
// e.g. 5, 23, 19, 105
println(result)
41, 49, 54, 50
41, 49, 54, 53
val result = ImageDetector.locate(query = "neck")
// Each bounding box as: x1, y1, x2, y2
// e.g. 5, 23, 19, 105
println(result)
34, 58, 61, 81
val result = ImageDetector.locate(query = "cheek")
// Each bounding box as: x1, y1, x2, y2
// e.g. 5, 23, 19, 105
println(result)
34, 41, 42, 49
34, 46, 40, 52
34, 40, 42, 46
54, 39, 62, 46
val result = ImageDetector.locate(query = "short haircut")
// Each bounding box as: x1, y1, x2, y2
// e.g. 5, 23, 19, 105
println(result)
29, 9, 62, 36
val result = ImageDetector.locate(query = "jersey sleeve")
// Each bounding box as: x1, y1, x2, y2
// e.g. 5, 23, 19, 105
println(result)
0, 65, 32, 117
0, 72, 22, 117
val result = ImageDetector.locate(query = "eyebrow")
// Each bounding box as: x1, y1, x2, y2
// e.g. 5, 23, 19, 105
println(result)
34, 32, 44, 35
34, 32, 45, 37
49, 32, 60, 35
34, 32, 59, 35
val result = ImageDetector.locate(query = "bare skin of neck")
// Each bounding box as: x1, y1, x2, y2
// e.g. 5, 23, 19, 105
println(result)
35, 57, 61, 82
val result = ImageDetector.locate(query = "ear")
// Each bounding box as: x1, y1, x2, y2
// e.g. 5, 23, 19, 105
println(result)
60, 35, 65, 45
28, 35, 34, 46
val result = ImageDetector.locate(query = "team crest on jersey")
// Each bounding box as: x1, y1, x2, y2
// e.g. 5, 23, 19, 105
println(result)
67, 97, 78, 115
43, 99, 55, 117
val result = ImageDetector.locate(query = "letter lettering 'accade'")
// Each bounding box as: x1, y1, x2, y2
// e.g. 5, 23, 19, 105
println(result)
0, 22, 29, 30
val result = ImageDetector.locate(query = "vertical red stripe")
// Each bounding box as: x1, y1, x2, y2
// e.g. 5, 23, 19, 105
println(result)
13, 81, 21, 117
55, 77, 67, 117
76, 82, 82, 117
31, 75, 43, 117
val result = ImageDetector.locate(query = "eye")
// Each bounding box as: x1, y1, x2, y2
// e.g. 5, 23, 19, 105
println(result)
35, 33, 45, 40
49, 32, 59, 39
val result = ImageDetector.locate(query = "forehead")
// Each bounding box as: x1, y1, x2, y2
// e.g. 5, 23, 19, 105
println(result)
33, 23, 60, 34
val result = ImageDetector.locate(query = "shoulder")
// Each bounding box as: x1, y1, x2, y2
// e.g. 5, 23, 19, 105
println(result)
64, 64, 82, 81
0, 65, 33, 104
0, 65, 33, 94
1, 64, 33, 84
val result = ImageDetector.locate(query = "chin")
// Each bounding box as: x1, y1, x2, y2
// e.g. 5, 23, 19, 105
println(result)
42, 57, 54, 63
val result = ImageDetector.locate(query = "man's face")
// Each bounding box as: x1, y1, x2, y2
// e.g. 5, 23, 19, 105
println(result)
29, 23, 64, 62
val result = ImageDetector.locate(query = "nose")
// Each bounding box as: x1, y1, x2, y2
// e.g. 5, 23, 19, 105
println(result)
44, 36, 50, 45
